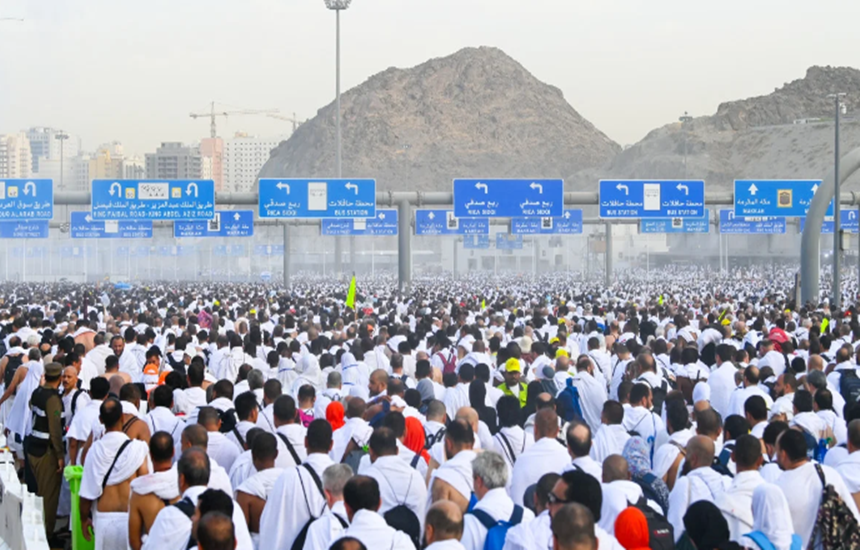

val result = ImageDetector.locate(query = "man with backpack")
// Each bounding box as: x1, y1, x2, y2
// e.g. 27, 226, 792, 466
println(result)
548, 470, 623, 550
827, 345, 860, 408
303, 464, 353, 550
567, 355, 606, 434
333, 475, 416, 550
363, 427, 426, 548
462, 451, 534, 550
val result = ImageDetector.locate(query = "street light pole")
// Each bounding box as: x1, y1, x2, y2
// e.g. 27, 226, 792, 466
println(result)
55, 131, 69, 189
324, 0, 352, 278
679, 112, 693, 178
828, 93, 846, 309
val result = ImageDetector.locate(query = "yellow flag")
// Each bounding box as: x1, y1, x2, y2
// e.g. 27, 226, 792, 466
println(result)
821, 317, 830, 335
658, 295, 664, 306
718, 307, 730, 323
481, 299, 486, 310
345, 276, 356, 310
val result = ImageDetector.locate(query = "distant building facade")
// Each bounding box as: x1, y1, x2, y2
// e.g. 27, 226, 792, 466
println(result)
145, 142, 202, 179
0, 133, 32, 179
224, 133, 281, 191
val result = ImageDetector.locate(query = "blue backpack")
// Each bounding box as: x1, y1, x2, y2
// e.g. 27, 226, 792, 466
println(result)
744, 530, 801, 550
468, 506, 524, 550
557, 377, 584, 422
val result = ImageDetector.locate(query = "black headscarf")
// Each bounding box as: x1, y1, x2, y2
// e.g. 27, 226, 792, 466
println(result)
683, 501, 742, 550
469, 380, 497, 434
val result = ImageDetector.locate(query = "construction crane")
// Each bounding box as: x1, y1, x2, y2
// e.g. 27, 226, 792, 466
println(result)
266, 112, 305, 134
189, 101, 280, 138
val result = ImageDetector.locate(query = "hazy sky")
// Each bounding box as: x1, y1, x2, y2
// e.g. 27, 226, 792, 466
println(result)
2, 0, 859, 156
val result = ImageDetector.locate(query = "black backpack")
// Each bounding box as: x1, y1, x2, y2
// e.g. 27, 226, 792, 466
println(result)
425, 427, 445, 450
218, 408, 238, 434
4, 353, 23, 388
381, 475, 421, 549
633, 473, 668, 516
292, 464, 327, 550
839, 369, 860, 406
629, 496, 675, 550
651, 379, 669, 416
341, 437, 368, 473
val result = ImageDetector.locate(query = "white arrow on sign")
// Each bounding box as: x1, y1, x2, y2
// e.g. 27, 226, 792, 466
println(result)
85, 214, 93, 223
345, 182, 359, 195
812, 184, 819, 194
233, 212, 241, 221
564, 211, 571, 219
475, 182, 488, 194
616, 184, 629, 195
379, 212, 386, 220
530, 182, 543, 194
676, 183, 689, 196
728, 211, 735, 220
850, 211, 857, 221
23, 181, 36, 196
109, 182, 121, 196
748, 183, 758, 196
186, 182, 199, 198
276, 182, 290, 193
428, 212, 435, 220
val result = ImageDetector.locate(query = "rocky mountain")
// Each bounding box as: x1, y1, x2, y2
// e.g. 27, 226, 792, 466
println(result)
257, 47, 621, 191
568, 66, 860, 191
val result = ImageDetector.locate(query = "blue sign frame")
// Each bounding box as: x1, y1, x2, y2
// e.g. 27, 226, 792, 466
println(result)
415, 209, 489, 235
91, 179, 215, 220
70, 211, 153, 239
463, 235, 490, 249
0, 220, 49, 238
718, 210, 786, 234
799, 213, 859, 234
174, 210, 254, 238
258, 178, 376, 219
0, 179, 53, 220
495, 234, 524, 250
453, 179, 564, 218
639, 209, 710, 233
733, 179, 830, 218
599, 180, 705, 218
511, 209, 583, 235
321, 209, 398, 236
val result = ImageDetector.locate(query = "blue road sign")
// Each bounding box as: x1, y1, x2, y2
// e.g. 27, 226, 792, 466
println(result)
600, 180, 705, 218
496, 234, 524, 250
212, 245, 227, 257
718, 210, 786, 234
511, 209, 583, 235
640, 210, 711, 233
254, 244, 285, 256
258, 178, 376, 219
70, 211, 152, 239
0, 220, 49, 238
116, 246, 129, 258
174, 210, 254, 238
130, 246, 150, 258
91, 179, 215, 220
0, 179, 53, 220
230, 245, 245, 257
415, 209, 489, 236
799, 212, 860, 234
158, 246, 194, 257
61, 246, 91, 258
321, 209, 398, 236
463, 235, 490, 249
733, 179, 831, 218
453, 179, 564, 218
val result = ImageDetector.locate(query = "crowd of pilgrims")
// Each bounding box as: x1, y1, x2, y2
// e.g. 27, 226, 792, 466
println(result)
2, 270, 860, 550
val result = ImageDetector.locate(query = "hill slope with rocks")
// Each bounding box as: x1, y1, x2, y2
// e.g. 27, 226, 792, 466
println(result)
257, 47, 620, 192
567, 66, 860, 191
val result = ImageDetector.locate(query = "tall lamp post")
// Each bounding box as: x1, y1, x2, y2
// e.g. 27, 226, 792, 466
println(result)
828, 93, 846, 309
324, 0, 352, 277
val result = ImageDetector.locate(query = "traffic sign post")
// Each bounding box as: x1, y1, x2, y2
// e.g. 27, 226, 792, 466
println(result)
174, 210, 254, 238
511, 209, 583, 235
70, 212, 153, 239
453, 179, 564, 218
718, 210, 787, 234
495, 234, 524, 250
640, 209, 711, 233
0, 179, 53, 220
0, 221, 49, 238
799, 212, 859, 234
321, 209, 398, 236
463, 235, 490, 249
415, 209, 489, 235
258, 178, 376, 219
91, 180, 215, 220
733, 179, 831, 218
599, 180, 705, 218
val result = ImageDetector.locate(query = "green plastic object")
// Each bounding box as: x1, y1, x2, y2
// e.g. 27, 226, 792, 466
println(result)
64, 465, 94, 550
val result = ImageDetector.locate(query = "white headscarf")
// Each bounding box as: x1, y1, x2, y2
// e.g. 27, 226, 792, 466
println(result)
292, 353, 324, 395
747, 483, 796, 550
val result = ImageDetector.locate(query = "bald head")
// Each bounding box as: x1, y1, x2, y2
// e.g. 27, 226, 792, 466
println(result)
808, 354, 824, 372
685, 435, 715, 470
535, 409, 560, 440
182, 424, 209, 450
425, 500, 464, 544
602, 455, 629, 483
455, 407, 479, 432
345, 397, 367, 419
565, 421, 592, 459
